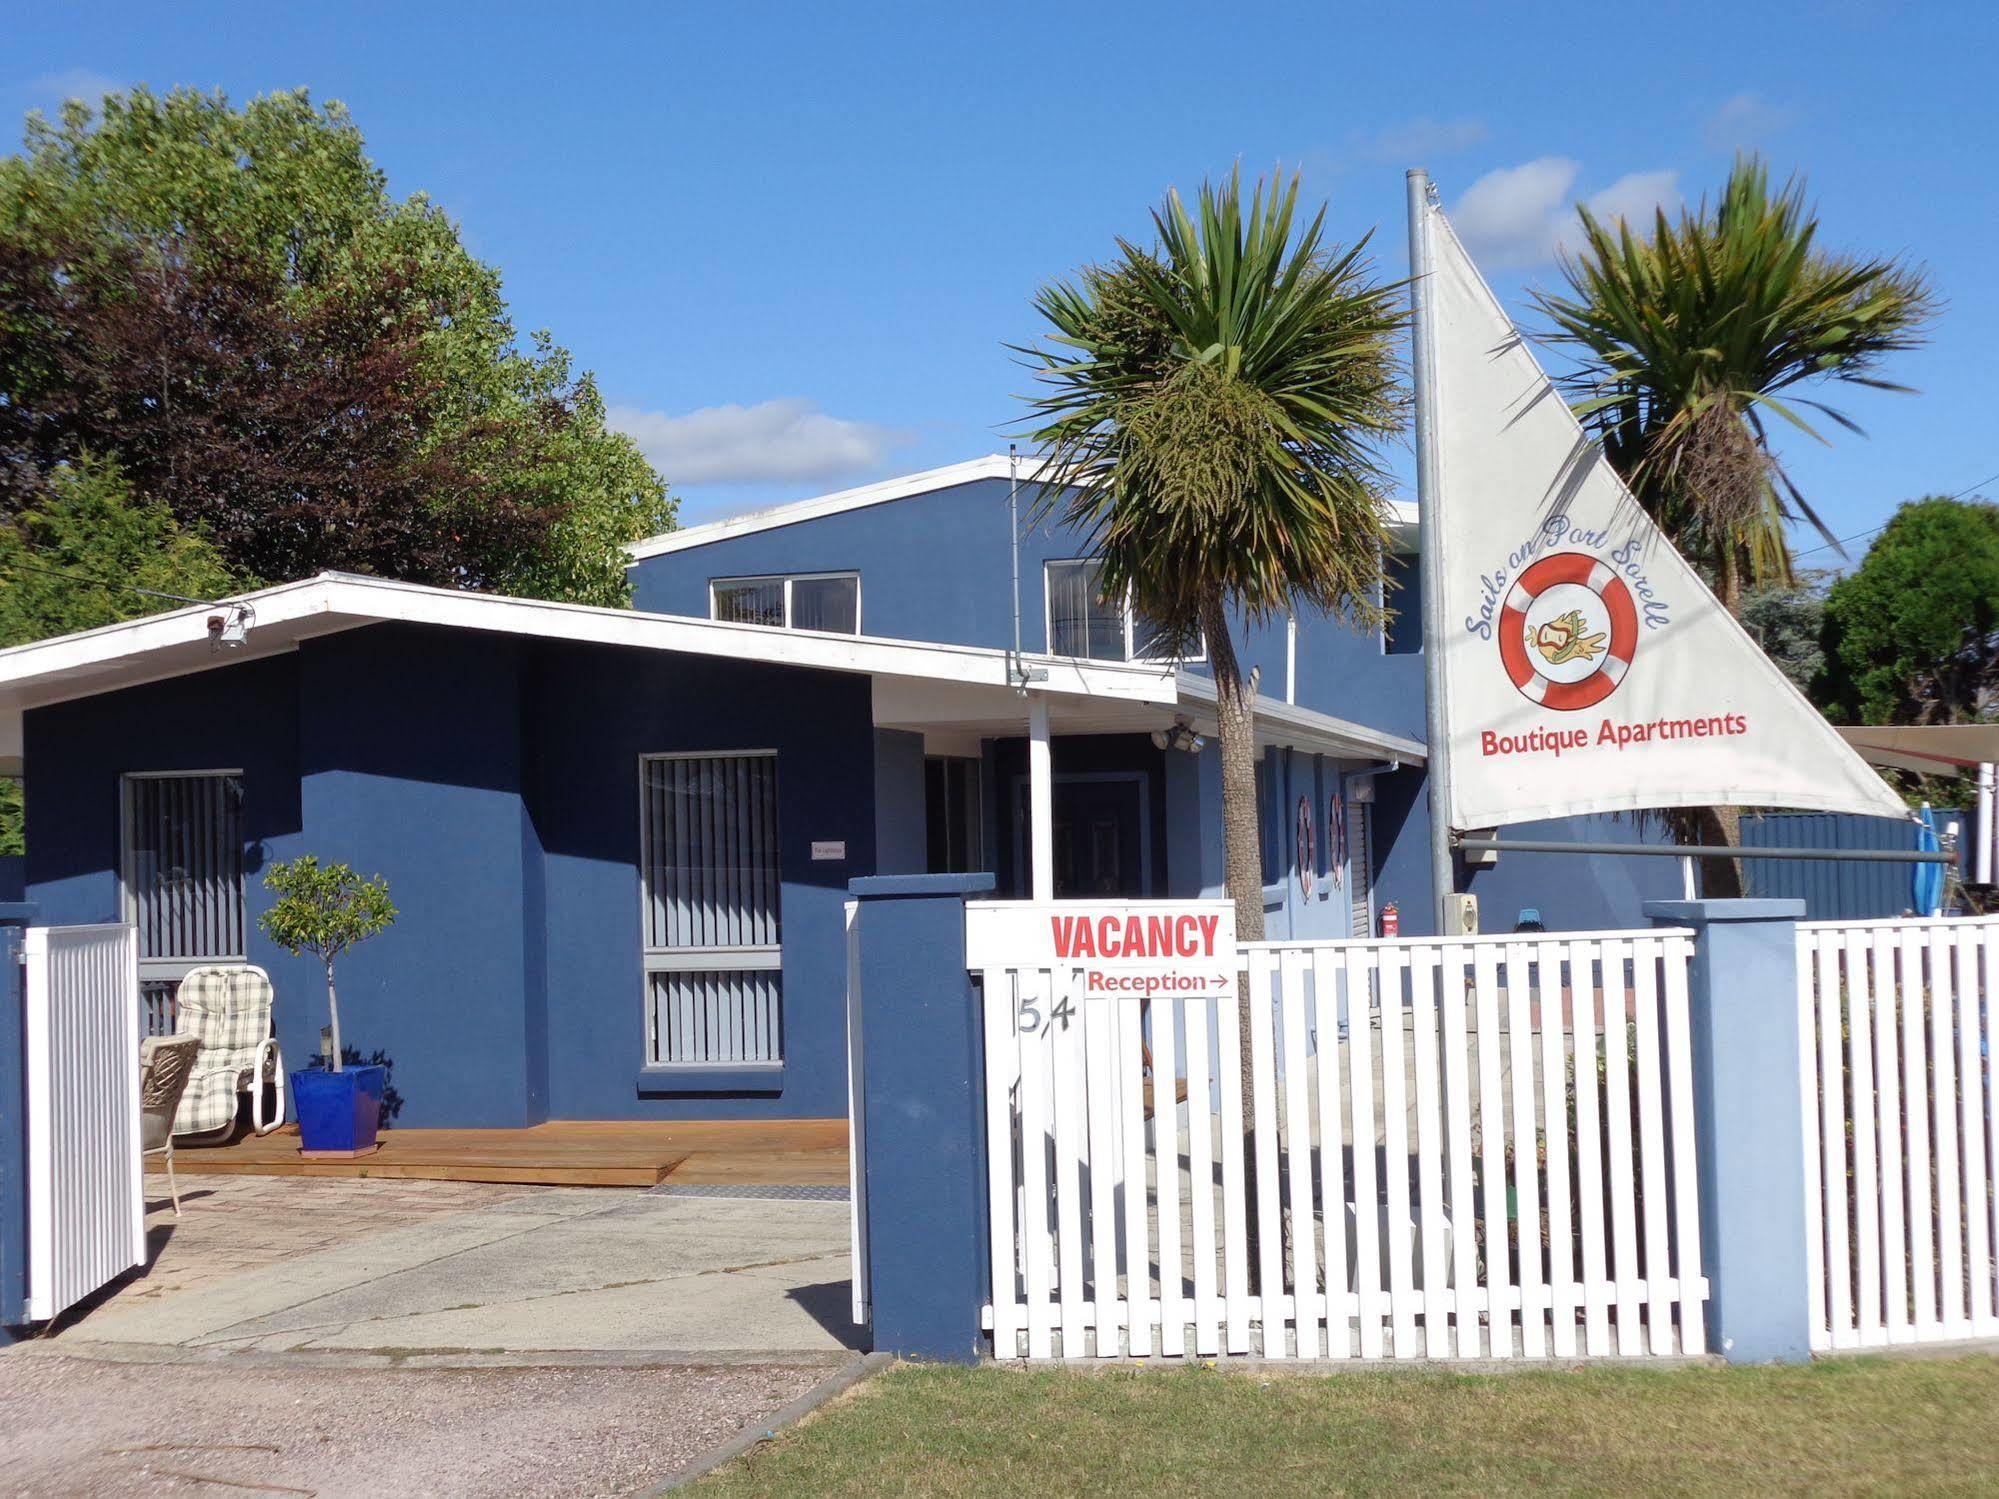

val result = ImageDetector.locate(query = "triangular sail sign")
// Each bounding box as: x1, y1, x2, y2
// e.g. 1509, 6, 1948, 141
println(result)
1422, 201, 1906, 830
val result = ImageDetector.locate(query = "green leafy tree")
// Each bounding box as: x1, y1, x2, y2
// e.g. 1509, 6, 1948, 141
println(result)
0, 454, 240, 852
1821, 497, 1999, 727
1022, 169, 1406, 1268
258, 855, 397, 1073
1534, 157, 1931, 893
1, 86, 674, 607
1738, 574, 1829, 698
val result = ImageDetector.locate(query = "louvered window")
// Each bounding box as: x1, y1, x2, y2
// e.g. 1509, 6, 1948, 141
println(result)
121, 773, 245, 1034
639, 752, 782, 1065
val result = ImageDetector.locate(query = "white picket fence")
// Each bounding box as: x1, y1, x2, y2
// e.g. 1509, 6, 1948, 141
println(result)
1798, 916, 1999, 1351
22, 923, 146, 1323
975, 914, 1709, 1361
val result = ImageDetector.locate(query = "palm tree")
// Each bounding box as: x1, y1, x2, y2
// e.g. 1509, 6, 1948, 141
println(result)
1020, 169, 1406, 1265
1535, 156, 1933, 891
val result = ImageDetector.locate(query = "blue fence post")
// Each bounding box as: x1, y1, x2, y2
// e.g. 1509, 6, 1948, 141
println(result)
847, 872, 994, 1363
1, 903, 39, 1343
1644, 896, 1811, 1363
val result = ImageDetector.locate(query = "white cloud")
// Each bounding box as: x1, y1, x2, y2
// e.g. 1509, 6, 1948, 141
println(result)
1349, 116, 1489, 163
1703, 92, 1796, 153
27, 69, 122, 107
1453, 158, 1680, 268
607, 398, 912, 486
1452, 157, 1581, 267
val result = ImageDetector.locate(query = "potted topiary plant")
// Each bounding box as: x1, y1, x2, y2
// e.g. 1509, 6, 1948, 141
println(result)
258, 855, 398, 1157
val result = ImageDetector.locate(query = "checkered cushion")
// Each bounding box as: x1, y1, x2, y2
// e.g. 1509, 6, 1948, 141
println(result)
172, 965, 277, 1136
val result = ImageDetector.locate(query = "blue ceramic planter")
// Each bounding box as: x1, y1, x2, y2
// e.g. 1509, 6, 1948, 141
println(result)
291, 1064, 386, 1155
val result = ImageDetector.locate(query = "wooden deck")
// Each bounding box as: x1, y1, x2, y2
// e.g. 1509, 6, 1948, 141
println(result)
147, 1119, 849, 1189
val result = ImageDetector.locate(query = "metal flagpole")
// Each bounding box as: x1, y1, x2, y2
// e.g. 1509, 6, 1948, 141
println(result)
1407, 168, 1457, 933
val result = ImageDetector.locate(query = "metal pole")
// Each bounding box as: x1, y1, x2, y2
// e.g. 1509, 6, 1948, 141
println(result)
1028, 695, 1054, 900
1978, 762, 1994, 884
1407, 168, 1455, 933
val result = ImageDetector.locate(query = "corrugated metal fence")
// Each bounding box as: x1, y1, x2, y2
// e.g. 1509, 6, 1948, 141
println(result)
1742, 813, 1924, 921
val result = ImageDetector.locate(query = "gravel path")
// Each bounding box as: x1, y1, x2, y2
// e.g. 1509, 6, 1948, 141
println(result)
0, 1350, 838, 1498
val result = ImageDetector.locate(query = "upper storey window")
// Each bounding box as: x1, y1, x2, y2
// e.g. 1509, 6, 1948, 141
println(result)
710, 573, 860, 634
1045, 559, 1199, 663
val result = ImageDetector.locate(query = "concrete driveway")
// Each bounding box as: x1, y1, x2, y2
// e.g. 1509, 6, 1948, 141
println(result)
50, 1176, 858, 1358
2, 1177, 863, 1496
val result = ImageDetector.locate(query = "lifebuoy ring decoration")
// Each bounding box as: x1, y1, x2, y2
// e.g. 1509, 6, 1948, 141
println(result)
1497, 550, 1639, 712
1295, 795, 1315, 896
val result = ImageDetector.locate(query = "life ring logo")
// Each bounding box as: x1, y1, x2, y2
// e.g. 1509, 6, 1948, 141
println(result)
1498, 551, 1638, 711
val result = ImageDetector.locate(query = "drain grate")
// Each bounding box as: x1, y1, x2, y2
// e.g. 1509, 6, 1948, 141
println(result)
650, 1183, 851, 1202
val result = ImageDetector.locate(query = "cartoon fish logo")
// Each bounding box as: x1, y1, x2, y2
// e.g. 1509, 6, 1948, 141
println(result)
1529, 609, 1607, 667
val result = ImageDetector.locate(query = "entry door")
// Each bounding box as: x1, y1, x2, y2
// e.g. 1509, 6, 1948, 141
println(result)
121, 772, 246, 1034
1013, 774, 1151, 898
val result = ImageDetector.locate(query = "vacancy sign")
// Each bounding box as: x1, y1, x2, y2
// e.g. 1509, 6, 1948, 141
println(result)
964, 900, 1237, 1002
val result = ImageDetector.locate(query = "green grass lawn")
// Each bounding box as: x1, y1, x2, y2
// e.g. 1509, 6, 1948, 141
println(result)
699, 1355, 1999, 1497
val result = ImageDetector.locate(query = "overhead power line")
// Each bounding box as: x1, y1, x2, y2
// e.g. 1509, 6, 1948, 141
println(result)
1791, 467, 1999, 562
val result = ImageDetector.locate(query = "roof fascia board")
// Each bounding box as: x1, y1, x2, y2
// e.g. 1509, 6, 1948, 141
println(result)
626, 454, 1060, 560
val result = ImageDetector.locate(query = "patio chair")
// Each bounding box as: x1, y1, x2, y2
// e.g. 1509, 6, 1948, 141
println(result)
172, 965, 286, 1141
139, 1034, 202, 1214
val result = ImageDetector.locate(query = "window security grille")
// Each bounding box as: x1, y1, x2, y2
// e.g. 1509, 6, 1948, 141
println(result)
639, 752, 782, 1065
122, 773, 245, 1035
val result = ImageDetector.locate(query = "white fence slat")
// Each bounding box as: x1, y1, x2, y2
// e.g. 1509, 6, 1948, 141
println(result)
1873, 928, 1909, 1344
1312, 949, 1352, 1359
1929, 926, 1964, 1338
1154, 991, 1186, 1358
1247, 951, 1285, 1355
1900, 928, 1936, 1339
1504, 942, 1547, 1358
1473, 944, 1511, 1358
1281, 949, 1321, 1358
1051, 966, 1089, 1358
1216, 985, 1252, 1354
1846, 931, 1884, 1344
1347, 948, 1386, 1359
980, 966, 1020, 1358
1540, 942, 1579, 1359
1018, 970, 1057, 1359
1601, 939, 1642, 1357
1962, 931, 1994, 1334
1985, 935, 1999, 1335
1661, 935, 1705, 1356
1084, 986, 1122, 1356
1378, 948, 1417, 1357
1632, 937, 1673, 1356
1119, 988, 1153, 1358
1575, 940, 1612, 1356
1441, 946, 1479, 1358
1796, 930, 1828, 1353
1183, 995, 1219, 1357
1813, 934, 1852, 1350
1410, 946, 1451, 1357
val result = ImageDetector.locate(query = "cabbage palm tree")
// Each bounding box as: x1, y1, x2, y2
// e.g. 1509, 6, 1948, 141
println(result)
1535, 157, 1933, 892
1536, 156, 1933, 611
1020, 169, 1406, 1264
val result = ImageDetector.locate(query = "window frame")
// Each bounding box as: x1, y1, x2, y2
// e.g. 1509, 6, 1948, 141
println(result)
1042, 557, 1205, 664
635, 748, 784, 1068
708, 571, 861, 635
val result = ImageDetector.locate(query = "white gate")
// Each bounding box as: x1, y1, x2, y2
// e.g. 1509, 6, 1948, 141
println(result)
975, 914, 1709, 1361
1797, 915, 1999, 1351
22, 923, 146, 1322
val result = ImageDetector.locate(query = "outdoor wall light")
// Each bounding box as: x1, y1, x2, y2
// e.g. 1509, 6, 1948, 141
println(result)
1150, 718, 1206, 754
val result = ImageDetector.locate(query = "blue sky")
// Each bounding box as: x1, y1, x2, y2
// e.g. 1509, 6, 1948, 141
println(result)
9, 2, 1996, 555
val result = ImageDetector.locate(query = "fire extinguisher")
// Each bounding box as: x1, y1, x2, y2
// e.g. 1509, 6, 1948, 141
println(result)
1380, 901, 1399, 938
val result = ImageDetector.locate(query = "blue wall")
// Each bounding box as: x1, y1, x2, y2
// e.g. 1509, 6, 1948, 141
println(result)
0, 858, 23, 905
22, 625, 884, 1127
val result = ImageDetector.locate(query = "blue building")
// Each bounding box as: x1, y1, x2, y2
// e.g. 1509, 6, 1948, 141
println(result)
0, 455, 1683, 1130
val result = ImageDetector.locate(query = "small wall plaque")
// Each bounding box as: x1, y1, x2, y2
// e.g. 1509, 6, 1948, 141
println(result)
810, 840, 846, 861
